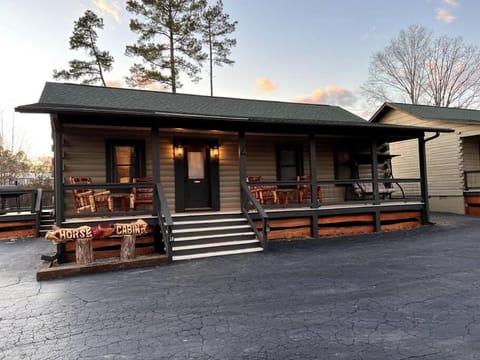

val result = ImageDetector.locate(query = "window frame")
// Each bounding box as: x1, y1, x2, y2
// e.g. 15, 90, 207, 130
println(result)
275, 144, 304, 187
105, 139, 146, 183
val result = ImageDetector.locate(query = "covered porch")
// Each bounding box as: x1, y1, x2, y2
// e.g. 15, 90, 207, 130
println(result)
54, 124, 434, 263
15, 82, 449, 267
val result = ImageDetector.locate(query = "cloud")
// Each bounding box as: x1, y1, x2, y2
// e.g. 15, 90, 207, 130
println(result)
256, 78, 277, 93
435, 0, 459, 23
443, 0, 459, 7
292, 85, 357, 107
143, 82, 168, 92
105, 79, 123, 88
92, 0, 121, 23
435, 7, 456, 23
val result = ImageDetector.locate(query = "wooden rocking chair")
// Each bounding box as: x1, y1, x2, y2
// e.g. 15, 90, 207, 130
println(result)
246, 176, 278, 204
297, 175, 323, 204
130, 176, 154, 210
69, 177, 112, 213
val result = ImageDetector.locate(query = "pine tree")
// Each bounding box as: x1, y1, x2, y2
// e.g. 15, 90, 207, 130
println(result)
200, 0, 237, 96
125, 0, 207, 92
53, 10, 114, 86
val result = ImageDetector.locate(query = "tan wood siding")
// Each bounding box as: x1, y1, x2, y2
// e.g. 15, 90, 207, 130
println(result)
63, 126, 152, 182
159, 134, 175, 211
316, 141, 343, 202
246, 135, 280, 181
461, 136, 480, 171
62, 126, 152, 214
379, 110, 463, 196
218, 135, 240, 211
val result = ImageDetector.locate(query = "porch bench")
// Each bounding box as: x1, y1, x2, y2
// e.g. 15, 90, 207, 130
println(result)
353, 182, 395, 199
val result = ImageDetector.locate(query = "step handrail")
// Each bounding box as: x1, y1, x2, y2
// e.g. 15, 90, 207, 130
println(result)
154, 182, 173, 261
241, 181, 268, 249
34, 188, 43, 237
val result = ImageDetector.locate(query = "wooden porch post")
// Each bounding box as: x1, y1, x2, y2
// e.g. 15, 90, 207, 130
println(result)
309, 134, 319, 208
418, 135, 430, 224
151, 126, 163, 252
151, 127, 160, 183
370, 139, 379, 205
52, 115, 66, 263
371, 139, 381, 232
239, 131, 247, 207
309, 134, 319, 238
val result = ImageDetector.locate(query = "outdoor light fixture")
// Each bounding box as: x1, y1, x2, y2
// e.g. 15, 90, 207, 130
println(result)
173, 143, 184, 159
210, 145, 219, 159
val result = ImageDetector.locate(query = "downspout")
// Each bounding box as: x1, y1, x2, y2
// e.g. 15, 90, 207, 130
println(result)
419, 131, 440, 225
424, 131, 440, 143
419, 131, 440, 224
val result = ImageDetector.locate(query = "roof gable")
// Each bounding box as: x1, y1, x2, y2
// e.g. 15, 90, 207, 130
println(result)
371, 102, 480, 124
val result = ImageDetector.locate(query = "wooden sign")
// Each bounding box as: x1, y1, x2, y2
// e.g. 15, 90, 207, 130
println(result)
46, 226, 93, 244
114, 219, 148, 236
45, 220, 149, 244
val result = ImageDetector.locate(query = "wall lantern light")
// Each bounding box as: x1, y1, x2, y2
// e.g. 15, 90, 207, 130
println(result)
210, 145, 219, 159
174, 143, 184, 159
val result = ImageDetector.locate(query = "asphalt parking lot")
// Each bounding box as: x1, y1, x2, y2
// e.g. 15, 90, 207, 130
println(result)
1, 212, 480, 359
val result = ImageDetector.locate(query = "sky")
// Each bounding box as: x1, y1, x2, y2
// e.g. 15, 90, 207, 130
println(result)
1, 0, 479, 157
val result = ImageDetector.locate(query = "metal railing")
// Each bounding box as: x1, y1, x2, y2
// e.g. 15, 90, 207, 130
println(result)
154, 183, 173, 261
241, 181, 269, 249
242, 178, 423, 208
34, 188, 43, 237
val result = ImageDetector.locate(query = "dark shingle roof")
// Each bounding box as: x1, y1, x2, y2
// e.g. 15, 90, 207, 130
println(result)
16, 82, 366, 125
371, 102, 480, 124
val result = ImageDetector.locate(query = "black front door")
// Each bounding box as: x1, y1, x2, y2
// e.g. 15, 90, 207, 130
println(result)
185, 145, 211, 209
175, 140, 220, 212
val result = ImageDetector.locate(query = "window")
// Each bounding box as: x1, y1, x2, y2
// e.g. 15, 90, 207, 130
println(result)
276, 144, 304, 185
187, 151, 205, 179
106, 140, 145, 183
335, 148, 353, 180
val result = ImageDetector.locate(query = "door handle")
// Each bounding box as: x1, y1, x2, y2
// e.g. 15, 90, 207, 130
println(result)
193, 180, 201, 184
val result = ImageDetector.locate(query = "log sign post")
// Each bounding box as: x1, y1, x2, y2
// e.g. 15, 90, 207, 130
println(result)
45, 220, 149, 265
114, 220, 149, 261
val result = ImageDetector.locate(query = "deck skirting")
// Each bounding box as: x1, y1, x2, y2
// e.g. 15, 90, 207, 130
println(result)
254, 203, 424, 241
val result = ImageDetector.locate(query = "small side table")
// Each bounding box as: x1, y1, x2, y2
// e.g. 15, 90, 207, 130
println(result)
276, 189, 297, 205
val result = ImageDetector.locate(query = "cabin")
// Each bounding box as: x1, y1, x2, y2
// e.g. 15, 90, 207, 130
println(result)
15, 83, 450, 267
371, 102, 480, 215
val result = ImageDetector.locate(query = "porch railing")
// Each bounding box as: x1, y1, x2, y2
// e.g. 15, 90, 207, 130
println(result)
34, 188, 43, 237
241, 181, 269, 249
464, 170, 480, 190
154, 183, 173, 261
63, 182, 151, 218
63, 181, 173, 258
243, 177, 422, 208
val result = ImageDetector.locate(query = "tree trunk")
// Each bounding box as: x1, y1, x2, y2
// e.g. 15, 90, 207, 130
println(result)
76, 238, 94, 264
121, 235, 136, 260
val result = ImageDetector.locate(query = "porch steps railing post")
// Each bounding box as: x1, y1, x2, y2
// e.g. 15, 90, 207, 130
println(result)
154, 183, 174, 262
241, 181, 269, 249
